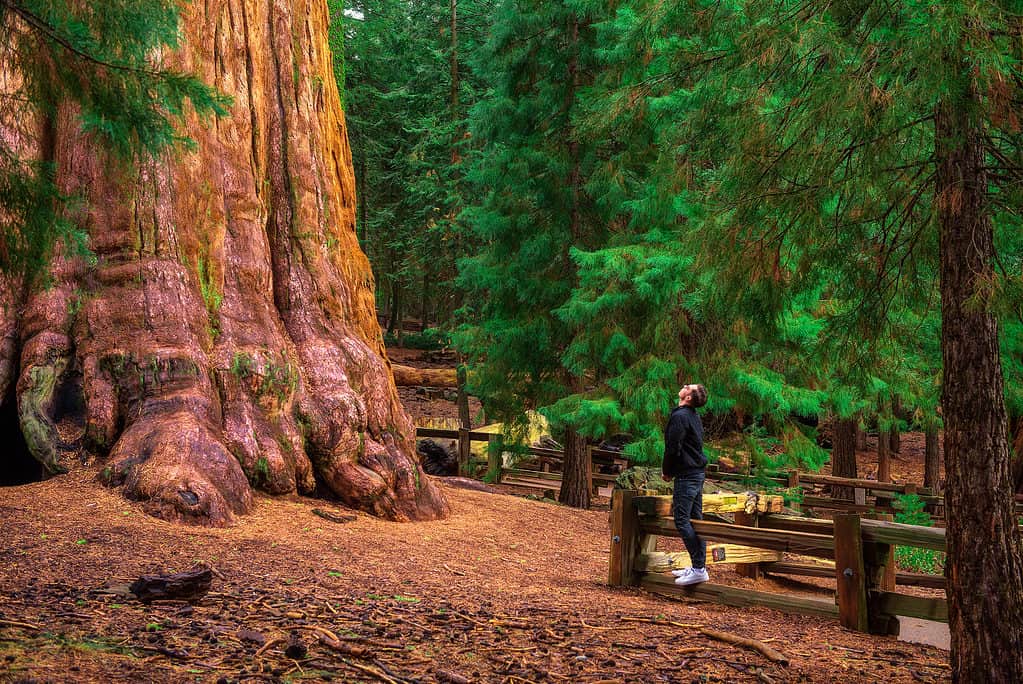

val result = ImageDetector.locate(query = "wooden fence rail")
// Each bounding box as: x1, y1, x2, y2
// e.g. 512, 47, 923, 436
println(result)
414, 427, 628, 493
609, 489, 947, 635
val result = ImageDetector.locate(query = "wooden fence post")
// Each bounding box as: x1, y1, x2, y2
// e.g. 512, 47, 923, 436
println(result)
609, 489, 643, 587
864, 512, 899, 635
487, 433, 503, 483
734, 508, 761, 579
834, 513, 869, 632
457, 427, 471, 477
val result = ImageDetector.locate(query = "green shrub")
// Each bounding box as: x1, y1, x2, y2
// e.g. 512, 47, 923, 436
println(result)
892, 493, 945, 575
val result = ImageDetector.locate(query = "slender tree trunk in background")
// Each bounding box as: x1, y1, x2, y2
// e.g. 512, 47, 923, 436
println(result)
936, 94, 1023, 682
877, 428, 891, 483
889, 398, 901, 454
831, 418, 858, 500
449, 0, 459, 162
924, 425, 941, 492
420, 273, 429, 331
855, 422, 868, 452
0, 0, 447, 524
559, 426, 590, 509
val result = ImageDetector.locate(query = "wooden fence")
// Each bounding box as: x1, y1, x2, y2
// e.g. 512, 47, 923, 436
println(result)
414, 426, 627, 496
609, 489, 947, 634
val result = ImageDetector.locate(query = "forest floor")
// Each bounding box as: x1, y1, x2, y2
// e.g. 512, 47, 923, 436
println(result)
0, 347, 950, 683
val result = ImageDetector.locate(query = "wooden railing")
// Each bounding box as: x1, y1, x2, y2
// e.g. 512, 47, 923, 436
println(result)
609, 489, 947, 634
414, 426, 629, 494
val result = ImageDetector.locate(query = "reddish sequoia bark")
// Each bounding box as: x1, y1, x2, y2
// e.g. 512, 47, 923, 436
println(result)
876, 428, 891, 483
558, 426, 590, 509
1, 0, 448, 524
830, 418, 857, 501
924, 425, 941, 493
936, 95, 1023, 680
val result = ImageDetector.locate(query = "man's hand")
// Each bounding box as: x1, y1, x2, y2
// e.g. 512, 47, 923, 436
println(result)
661, 473, 672, 482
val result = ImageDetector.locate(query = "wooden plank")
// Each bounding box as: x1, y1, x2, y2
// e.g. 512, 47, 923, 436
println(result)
638, 545, 783, 572
639, 518, 835, 559
860, 519, 946, 552
501, 478, 558, 492
640, 575, 839, 619
834, 513, 868, 632
706, 471, 789, 486
765, 560, 941, 590
634, 494, 755, 517
796, 473, 933, 495
763, 561, 836, 579
873, 592, 948, 623
759, 514, 833, 535
415, 427, 492, 441
503, 468, 562, 482
895, 572, 946, 590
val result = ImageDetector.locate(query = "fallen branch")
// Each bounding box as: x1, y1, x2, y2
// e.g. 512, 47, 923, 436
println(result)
312, 509, 357, 524
699, 628, 789, 665
0, 618, 41, 631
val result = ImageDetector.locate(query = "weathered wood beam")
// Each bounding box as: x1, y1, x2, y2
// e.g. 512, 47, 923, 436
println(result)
639, 518, 836, 559
637, 545, 783, 572
640, 575, 839, 618
392, 364, 458, 387
873, 591, 948, 622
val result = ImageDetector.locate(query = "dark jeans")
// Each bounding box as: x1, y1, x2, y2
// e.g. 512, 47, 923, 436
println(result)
672, 471, 707, 569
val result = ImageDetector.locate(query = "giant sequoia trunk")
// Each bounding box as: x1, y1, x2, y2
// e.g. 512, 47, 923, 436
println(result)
0, 0, 448, 525
936, 96, 1023, 681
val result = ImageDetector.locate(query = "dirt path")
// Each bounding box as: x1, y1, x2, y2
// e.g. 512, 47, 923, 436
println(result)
0, 470, 948, 683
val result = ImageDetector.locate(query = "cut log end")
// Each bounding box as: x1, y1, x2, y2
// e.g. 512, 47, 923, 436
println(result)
129, 567, 213, 603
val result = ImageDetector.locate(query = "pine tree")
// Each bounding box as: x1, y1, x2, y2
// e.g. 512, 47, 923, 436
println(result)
457, 0, 606, 507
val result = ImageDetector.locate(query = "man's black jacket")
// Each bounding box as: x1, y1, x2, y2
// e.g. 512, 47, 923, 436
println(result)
662, 405, 707, 477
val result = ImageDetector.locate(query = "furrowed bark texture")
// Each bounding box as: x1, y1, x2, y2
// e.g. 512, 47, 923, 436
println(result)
830, 418, 857, 501
558, 427, 590, 509
2, 0, 448, 525
936, 96, 1023, 682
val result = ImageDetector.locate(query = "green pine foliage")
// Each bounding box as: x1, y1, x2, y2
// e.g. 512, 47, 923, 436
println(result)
343, 0, 489, 329
1, 0, 229, 281
456, 0, 607, 441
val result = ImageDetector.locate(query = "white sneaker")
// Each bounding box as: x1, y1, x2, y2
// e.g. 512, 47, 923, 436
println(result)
671, 568, 689, 577
673, 567, 709, 586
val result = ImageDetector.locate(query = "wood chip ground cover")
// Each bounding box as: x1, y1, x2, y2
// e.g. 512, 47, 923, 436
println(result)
0, 469, 948, 683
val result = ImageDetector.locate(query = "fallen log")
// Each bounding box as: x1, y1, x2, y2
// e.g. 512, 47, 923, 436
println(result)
129, 566, 213, 603
391, 364, 458, 387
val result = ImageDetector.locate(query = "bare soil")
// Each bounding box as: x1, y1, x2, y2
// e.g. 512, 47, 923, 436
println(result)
0, 347, 949, 683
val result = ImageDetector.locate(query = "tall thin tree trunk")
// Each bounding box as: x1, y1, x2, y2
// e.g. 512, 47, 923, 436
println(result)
877, 428, 891, 483
449, 0, 459, 162
831, 418, 858, 500
889, 398, 901, 453
936, 93, 1023, 681
924, 425, 941, 492
559, 426, 590, 509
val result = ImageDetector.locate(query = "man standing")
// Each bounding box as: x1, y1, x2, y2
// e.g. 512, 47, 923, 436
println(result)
662, 384, 710, 586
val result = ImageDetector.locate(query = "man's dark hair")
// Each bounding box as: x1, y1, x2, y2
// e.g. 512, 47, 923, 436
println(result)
691, 384, 708, 408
